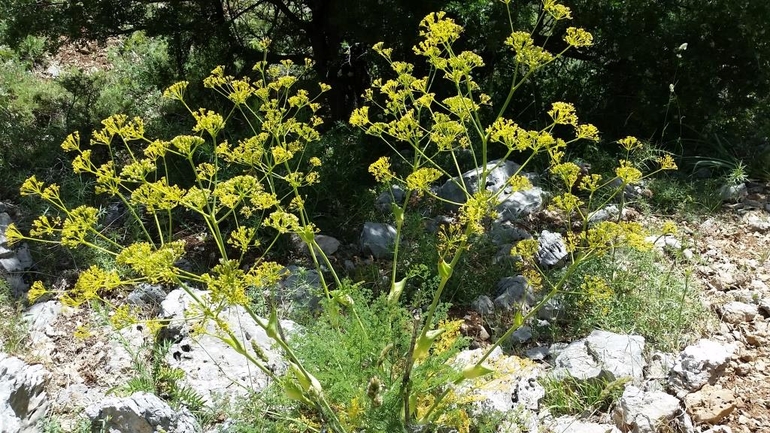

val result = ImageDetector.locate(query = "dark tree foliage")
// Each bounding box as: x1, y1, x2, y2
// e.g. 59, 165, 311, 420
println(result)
2, 0, 768, 151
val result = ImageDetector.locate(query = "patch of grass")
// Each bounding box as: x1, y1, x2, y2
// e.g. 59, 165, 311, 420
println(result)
548, 247, 712, 352
539, 374, 628, 418
0, 280, 29, 355
643, 176, 723, 215
39, 416, 92, 433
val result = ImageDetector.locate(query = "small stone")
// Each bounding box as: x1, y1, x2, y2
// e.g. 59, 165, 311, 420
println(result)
669, 339, 735, 395
720, 301, 759, 324
613, 385, 680, 433
684, 384, 736, 424
359, 222, 397, 259
471, 295, 494, 316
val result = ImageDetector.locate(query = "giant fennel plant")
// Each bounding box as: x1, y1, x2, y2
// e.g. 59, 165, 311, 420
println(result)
7, 1, 677, 431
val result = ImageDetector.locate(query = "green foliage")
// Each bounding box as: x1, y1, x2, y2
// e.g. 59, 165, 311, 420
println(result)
552, 247, 710, 352
0, 281, 29, 355
644, 176, 723, 215
540, 374, 628, 417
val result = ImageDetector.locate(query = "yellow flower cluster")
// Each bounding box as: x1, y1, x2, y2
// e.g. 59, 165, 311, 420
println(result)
116, 241, 186, 283
61, 206, 99, 248
615, 160, 643, 185
505, 31, 554, 69
64, 265, 123, 307
406, 167, 443, 194
459, 191, 497, 235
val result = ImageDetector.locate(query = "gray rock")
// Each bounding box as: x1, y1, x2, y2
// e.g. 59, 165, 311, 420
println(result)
608, 178, 648, 200
471, 295, 494, 316
509, 326, 532, 344
375, 185, 406, 212
277, 265, 322, 313
126, 284, 167, 308
512, 373, 544, 411
536, 297, 564, 322
613, 385, 681, 433
668, 339, 735, 395
719, 301, 758, 324
544, 415, 621, 433
452, 346, 543, 418
744, 213, 770, 232
645, 234, 682, 250
0, 243, 33, 273
553, 331, 646, 383
489, 221, 531, 246
85, 392, 199, 433
0, 213, 12, 248
360, 222, 397, 259
588, 205, 620, 224
314, 235, 340, 256
23, 301, 62, 362
294, 234, 341, 257
0, 353, 50, 433
437, 160, 543, 221
719, 183, 747, 202
161, 289, 292, 405
536, 230, 568, 267
525, 346, 549, 361
493, 276, 534, 312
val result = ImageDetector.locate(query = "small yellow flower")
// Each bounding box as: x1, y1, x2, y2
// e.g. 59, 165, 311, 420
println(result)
564, 27, 593, 48
511, 238, 539, 260
73, 324, 93, 340
192, 109, 225, 137
661, 220, 678, 235
544, 0, 572, 20
162, 81, 189, 101
406, 167, 443, 193
551, 162, 581, 189
308, 157, 322, 167
369, 157, 395, 183
508, 175, 533, 192
4, 223, 24, 246
350, 106, 370, 127
548, 102, 578, 126
61, 132, 80, 152
575, 124, 600, 142
657, 154, 678, 170
265, 211, 300, 234
27, 281, 47, 303
618, 136, 642, 151
615, 160, 643, 184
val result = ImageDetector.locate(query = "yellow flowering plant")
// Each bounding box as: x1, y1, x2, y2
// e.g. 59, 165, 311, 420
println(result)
11, 40, 351, 430
347, 0, 677, 429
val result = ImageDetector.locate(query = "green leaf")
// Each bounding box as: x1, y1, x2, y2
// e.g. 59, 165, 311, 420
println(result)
391, 203, 404, 224
413, 328, 444, 361
266, 308, 279, 340
438, 259, 453, 280
461, 363, 494, 380
387, 277, 407, 305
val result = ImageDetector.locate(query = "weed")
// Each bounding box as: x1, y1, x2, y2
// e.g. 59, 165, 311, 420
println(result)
539, 373, 628, 417
548, 247, 711, 352
0, 280, 29, 355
